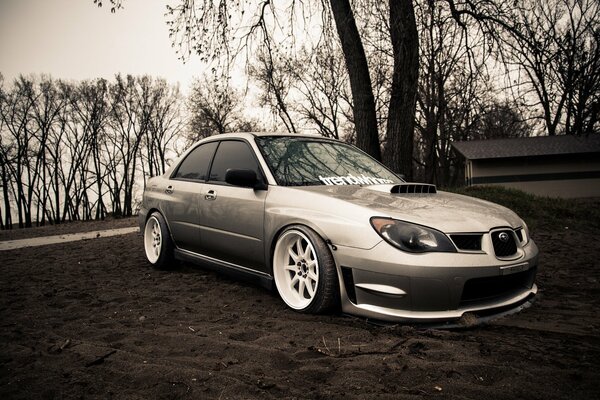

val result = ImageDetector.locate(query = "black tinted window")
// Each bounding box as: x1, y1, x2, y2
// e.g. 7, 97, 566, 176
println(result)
209, 141, 260, 182
173, 141, 218, 181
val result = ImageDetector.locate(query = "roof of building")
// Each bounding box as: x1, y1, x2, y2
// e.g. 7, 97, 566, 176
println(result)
452, 134, 600, 160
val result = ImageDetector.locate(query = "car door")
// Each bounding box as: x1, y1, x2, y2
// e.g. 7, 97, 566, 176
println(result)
197, 140, 267, 272
161, 141, 218, 253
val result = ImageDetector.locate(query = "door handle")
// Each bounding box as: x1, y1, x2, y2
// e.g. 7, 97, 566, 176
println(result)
165, 185, 174, 194
205, 189, 217, 200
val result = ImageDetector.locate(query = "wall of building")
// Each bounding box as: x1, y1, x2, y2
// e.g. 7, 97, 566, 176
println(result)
467, 154, 600, 198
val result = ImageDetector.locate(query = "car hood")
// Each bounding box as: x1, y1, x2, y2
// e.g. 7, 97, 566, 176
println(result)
294, 184, 523, 233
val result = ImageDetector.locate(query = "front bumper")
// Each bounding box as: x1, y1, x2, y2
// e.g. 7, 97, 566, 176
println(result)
334, 239, 539, 322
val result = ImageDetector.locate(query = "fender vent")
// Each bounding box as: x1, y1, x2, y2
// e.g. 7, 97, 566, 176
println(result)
341, 267, 357, 304
391, 183, 437, 194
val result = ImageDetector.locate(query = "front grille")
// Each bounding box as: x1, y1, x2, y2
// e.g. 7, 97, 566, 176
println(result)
491, 230, 518, 257
450, 234, 482, 251
460, 267, 536, 306
341, 267, 357, 304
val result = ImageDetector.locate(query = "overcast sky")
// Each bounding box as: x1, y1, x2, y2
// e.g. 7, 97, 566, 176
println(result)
0, 0, 204, 91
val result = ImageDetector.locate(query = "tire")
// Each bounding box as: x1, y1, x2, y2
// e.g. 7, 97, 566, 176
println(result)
272, 225, 339, 314
143, 212, 177, 269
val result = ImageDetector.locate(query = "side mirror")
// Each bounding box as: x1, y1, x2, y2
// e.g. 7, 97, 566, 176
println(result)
225, 169, 268, 190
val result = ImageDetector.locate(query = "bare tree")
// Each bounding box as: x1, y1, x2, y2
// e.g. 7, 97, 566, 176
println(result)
188, 76, 243, 139
0, 76, 39, 227
96, 0, 600, 182
105, 74, 149, 216
1, 73, 186, 228
497, 0, 600, 135
291, 44, 353, 139
71, 78, 111, 220
57, 83, 96, 221
0, 73, 11, 228
472, 101, 532, 140
98, 0, 422, 173
329, 0, 383, 161
381, 1, 419, 178
413, 1, 489, 185
144, 79, 185, 177
249, 50, 298, 133
446, 0, 600, 136
30, 76, 71, 225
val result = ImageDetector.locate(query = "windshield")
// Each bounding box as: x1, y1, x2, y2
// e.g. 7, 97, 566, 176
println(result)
255, 136, 403, 186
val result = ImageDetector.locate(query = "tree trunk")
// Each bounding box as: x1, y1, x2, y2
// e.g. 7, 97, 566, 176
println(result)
1, 161, 11, 229
330, 0, 381, 161
54, 152, 60, 224
384, 0, 419, 180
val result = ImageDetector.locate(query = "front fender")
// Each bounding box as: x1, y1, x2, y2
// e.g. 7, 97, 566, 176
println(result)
263, 186, 383, 272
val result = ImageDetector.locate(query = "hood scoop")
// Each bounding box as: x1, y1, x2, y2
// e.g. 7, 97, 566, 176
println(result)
391, 183, 437, 194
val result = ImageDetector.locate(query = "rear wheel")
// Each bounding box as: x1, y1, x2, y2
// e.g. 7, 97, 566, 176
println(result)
143, 212, 176, 269
272, 226, 339, 313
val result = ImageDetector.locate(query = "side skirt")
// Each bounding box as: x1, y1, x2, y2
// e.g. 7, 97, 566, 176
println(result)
174, 248, 274, 290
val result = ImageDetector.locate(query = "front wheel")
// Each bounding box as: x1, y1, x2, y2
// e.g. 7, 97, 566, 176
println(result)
272, 226, 339, 314
143, 212, 176, 269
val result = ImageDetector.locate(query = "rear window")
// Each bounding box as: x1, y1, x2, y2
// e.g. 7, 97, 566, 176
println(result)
173, 141, 218, 181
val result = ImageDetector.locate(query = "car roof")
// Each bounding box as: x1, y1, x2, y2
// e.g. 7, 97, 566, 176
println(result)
201, 132, 333, 141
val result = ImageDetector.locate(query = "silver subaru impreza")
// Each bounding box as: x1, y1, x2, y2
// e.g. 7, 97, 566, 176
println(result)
139, 133, 538, 323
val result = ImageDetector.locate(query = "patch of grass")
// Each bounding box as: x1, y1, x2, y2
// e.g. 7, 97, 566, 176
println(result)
445, 185, 600, 233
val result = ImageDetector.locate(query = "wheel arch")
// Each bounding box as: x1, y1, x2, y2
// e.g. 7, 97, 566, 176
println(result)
270, 221, 341, 313
267, 220, 336, 276
144, 207, 177, 247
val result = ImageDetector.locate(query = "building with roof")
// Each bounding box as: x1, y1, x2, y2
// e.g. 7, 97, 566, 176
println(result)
451, 135, 600, 198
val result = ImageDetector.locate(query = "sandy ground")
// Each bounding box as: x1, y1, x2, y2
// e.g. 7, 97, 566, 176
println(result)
1, 219, 599, 399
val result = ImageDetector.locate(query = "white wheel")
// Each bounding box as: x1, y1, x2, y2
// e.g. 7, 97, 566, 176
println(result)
143, 212, 176, 269
273, 226, 339, 313
144, 216, 162, 264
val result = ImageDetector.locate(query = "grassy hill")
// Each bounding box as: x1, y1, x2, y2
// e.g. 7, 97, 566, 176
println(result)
446, 186, 600, 233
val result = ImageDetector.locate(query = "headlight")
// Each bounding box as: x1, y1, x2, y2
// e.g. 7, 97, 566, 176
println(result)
370, 217, 456, 253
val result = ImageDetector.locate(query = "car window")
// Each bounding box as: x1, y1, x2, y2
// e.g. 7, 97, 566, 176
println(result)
255, 136, 402, 186
173, 141, 218, 181
209, 140, 261, 183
